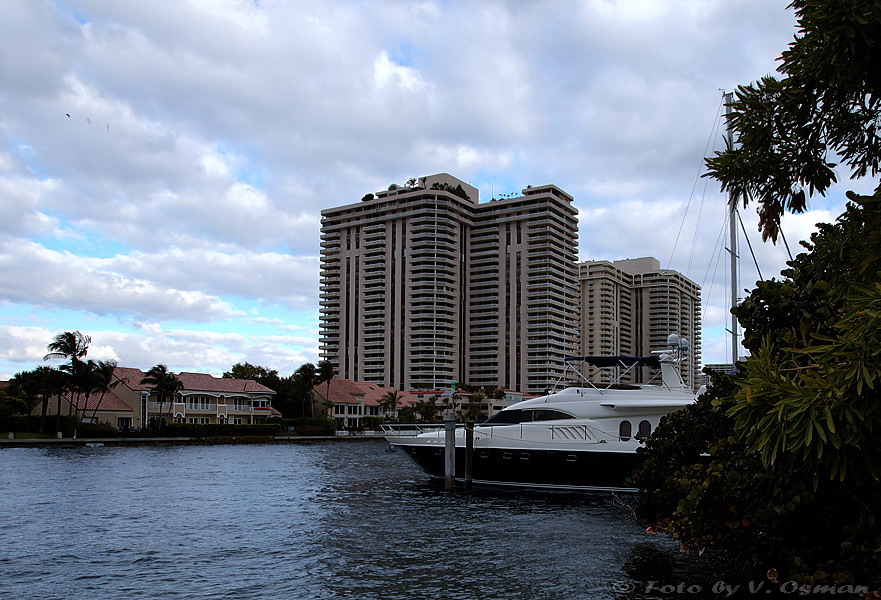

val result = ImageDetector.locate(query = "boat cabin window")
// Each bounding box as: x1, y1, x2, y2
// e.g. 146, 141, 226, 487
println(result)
530, 409, 575, 422
619, 420, 632, 441
483, 408, 575, 425
637, 420, 652, 441
483, 409, 524, 424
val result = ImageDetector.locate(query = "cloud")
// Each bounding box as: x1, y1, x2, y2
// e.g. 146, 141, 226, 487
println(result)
374, 51, 427, 92
0, 322, 318, 380
0, 326, 56, 366
0, 239, 241, 321
110, 247, 320, 309
0, 0, 819, 378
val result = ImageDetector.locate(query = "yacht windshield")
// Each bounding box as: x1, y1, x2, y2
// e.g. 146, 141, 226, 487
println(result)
531, 409, 575, 421
483, 409, 523, 425
482, 408, 575, 425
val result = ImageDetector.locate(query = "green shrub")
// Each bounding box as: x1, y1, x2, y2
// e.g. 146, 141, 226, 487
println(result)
286, 417, 337, 436
0, 414, 78, 436
78, 422, 119, 438
362, 417, 383, 429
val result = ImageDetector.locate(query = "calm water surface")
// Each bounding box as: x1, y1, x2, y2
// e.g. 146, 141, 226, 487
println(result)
0, 441, 707, 600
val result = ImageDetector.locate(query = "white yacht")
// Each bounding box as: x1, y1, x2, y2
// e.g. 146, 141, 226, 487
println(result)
384, 334, 699, 491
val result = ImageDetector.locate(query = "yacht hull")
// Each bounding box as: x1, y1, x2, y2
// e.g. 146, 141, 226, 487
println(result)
393, 442, 641, 491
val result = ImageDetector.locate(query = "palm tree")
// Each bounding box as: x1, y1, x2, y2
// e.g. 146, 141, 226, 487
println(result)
316, 360, 335, 418
292, 363, 318, 418
40, 367, 66, 433
44, 331, 91, 365
63, 358, 116, 436
140, 365, 183, 430
378, 390, 401, 420
43, 331, 91, 436
9, 370, 39, 433
414, 396, 439, 423
464, 393, 486, 423
64, 359, 95, 432
89, 360, 118, 423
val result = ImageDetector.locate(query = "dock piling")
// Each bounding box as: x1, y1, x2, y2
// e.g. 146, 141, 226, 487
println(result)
444, 412, 455, 489
464, 423, 473, 489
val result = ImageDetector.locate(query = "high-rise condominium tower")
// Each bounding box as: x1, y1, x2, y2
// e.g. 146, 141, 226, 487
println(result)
319, 173, 579, 394
578, 257, 702, 388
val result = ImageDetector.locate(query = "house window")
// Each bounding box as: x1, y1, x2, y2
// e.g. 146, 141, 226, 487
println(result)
117, 417, 132, 429
232, 417, 243, 425
334, 405, 345, 415
187, 395, 212, 410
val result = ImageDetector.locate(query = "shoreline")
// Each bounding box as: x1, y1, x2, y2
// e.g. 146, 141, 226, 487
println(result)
0, 435, 388, 449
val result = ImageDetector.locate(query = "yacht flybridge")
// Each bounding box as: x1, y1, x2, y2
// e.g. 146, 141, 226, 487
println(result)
383, 334, 699, 491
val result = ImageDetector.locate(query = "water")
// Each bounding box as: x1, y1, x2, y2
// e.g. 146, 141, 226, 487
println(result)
0, 441, 700, 600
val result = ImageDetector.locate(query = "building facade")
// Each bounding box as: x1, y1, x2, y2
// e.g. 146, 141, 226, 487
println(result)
579, 257, 702, 388
320, 173, 579, 395
311, 378, 421, 429
35, 367, 279, 429
468, 185, 580, 393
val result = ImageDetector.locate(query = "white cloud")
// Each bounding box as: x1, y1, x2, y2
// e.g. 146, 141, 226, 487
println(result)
0, 326, 56, 365
185, 0, 269, 34
373, 51, 427, 92
0, 322, 318, 380
0, 239, 242, 321
591, 0, 673, 21
1, 0, 833, 379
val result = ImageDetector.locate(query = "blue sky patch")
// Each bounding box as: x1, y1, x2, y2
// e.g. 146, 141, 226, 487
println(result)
389, 42, 415, 67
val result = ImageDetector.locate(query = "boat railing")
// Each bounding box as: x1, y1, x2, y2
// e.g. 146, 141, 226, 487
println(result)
551, 334, 691, 394
336, 429, 387, 436
380, 423, 450, 437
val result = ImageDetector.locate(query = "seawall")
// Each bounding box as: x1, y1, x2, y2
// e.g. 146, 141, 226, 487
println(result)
0, 435, 387, 449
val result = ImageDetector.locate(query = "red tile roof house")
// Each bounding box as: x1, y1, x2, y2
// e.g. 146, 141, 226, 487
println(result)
311, 378, 419, 429
33, 367, 279, 430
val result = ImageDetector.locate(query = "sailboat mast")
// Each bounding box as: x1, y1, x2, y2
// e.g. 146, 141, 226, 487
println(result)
724, 91, 739, 365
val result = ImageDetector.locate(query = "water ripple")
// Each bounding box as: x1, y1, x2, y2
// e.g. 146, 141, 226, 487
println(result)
0, 441, 688, 600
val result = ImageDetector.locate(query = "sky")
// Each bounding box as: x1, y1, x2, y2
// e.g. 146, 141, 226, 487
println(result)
0, 0, 873, 381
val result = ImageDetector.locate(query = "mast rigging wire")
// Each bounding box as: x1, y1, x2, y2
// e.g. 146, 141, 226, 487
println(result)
737, 210, 764, 281
666, 95, 725, 269
779, 225, 794, 261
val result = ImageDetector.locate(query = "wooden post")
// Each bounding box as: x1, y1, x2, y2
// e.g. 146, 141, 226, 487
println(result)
444, 411, 456, 489
464, 422, 474, 489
